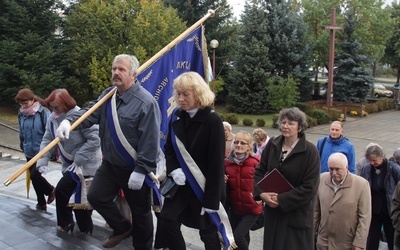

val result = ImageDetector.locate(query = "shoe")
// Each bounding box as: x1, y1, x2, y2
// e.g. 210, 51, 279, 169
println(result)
57, 223, 75, 234
102, 228, 132, 248
36, 204, 47, 211
47, 187, 56, 204
82, 227, 93, 235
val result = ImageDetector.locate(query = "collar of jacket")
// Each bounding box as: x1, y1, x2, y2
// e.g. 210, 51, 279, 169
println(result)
174, 106, 213, 123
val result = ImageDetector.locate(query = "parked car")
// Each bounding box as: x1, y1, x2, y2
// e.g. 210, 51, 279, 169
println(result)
373, 83, 393, 98
392, 83, 400, 91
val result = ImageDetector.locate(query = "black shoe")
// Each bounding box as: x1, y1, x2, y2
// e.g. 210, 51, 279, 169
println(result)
102, 228, 132, 248
57, 223, 75, 234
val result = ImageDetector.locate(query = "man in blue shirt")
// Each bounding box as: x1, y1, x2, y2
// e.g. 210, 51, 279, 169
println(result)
317, 121, 356, 173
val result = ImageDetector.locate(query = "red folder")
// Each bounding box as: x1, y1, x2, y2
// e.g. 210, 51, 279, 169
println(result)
257, 168, 294, 194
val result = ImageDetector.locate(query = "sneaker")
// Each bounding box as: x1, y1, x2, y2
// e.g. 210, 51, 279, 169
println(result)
102, 228, 132, 248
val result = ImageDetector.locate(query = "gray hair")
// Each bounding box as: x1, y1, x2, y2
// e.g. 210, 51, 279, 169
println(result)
393, 148, 400, 162
328, 152, 348, 168
365, 144, 385, 159
112, 54, 140, 75
278, 107, 308, 134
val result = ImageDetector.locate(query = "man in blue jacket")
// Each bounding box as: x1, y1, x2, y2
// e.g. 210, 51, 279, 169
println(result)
317, 121, 356, 173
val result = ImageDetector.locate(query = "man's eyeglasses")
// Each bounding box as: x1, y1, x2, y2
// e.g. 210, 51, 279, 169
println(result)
234, 140, 248, 145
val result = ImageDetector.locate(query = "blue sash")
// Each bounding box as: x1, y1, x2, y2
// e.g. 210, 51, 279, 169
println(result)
50, 120, 73, 165
105, 91, 162, 204
170, 111, 235, 249
50, 119, 83, 203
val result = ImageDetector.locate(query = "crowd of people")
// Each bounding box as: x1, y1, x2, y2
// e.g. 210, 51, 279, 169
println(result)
12, 53, 400, 250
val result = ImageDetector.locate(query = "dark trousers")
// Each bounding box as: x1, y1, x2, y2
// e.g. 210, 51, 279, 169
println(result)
367, 212, 394, 250
87, 160, 153, 250
230, 212, 259, 250
161, 217, 221, 250
55, 172, 93, 232
27, 157, 54, 206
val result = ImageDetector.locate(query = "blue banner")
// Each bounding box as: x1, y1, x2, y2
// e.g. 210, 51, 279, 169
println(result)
137, 25, 207, 149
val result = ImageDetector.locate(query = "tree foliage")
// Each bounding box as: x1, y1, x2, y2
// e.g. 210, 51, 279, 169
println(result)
265, 0, 313, 102
0, 0, 64, 104
225, 0, 272, 114
63, 0, 187, 103
333, 9, 374, 103
383, 2, 400, 83
302, 0, 392, 78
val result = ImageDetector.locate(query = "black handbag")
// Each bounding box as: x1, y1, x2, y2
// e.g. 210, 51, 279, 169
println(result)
159, 178, 179, 199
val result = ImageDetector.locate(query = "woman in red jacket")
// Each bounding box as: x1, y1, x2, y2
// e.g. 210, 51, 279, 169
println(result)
225, 131, 262, 250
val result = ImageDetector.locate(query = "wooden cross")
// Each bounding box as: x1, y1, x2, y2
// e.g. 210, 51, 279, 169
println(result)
324, 8, 343, 107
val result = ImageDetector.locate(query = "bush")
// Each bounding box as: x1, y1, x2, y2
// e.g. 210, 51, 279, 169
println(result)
225, 113, 239, 125
271, 114, 280, 128
219, 113, 226, 121
256, 118, 266, 127
321, 107, 342, 120
242, 118, 254, 126
310, 109, 331, 125
295, 102, 314, 115
306, 115, 318, 128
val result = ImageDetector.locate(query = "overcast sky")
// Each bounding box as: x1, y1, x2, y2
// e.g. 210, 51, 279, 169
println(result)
228, 0, 396, 19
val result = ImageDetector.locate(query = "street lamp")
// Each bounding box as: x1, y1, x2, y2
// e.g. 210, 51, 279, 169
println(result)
209, 39, 219, 101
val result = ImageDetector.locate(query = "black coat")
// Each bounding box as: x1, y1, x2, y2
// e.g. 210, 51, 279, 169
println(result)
253, 134, 320, 250
161, 106, 225, 229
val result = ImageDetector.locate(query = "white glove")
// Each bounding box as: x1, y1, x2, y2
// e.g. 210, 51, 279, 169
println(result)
56, 120, 71, 140
37, 166, 49, 174
200, 207, 219, 215
149, 172, 160, 188
128, 172, 146, 190
67, 162, 78, 173
170, 168, 186, 185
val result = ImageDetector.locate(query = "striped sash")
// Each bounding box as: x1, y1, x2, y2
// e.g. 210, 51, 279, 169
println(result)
50, 120, 73, 165
170, 112, 236, 249
106, 91, 162, 204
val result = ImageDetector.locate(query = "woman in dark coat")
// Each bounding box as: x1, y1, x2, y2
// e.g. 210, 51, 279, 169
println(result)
253, 107, 320, 250
160, 72, 234, 250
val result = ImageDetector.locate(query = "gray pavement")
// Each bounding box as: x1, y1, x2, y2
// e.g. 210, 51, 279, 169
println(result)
1, 109, 399, 249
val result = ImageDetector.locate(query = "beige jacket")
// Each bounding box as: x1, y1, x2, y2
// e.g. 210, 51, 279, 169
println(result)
314, 172, 371, 250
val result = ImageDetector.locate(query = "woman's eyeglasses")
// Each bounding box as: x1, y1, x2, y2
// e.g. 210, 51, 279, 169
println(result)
234, 140, 248, 145
50, 105, 60, 111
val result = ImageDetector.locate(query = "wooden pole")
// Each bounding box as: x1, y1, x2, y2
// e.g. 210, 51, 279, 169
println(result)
324, 8, 343, 107
4, 8, 218, 187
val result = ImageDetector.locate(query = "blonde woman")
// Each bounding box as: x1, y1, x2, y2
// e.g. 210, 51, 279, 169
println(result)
225, 131, 262, 249
252, 128, 270, 156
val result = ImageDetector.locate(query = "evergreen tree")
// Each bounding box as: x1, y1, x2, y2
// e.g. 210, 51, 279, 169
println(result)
333, 9, 374, 103
265, 0, 313, 102
63, 0, 186, 103
382, 2, 400, 83
226, 0, 272, 114
0, 0, 64, 104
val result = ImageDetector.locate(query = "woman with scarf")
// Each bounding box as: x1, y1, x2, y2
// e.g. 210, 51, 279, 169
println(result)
360, 144, 400, 250
252, 128, 270, 156
36, 89, 101, 234
160, 72, 235, 249
15, 88, 54, 211
225, 131, 262, 249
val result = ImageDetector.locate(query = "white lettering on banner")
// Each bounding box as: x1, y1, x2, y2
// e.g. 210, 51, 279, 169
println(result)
154, 77, 169, 101
176, 61, 191, 70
